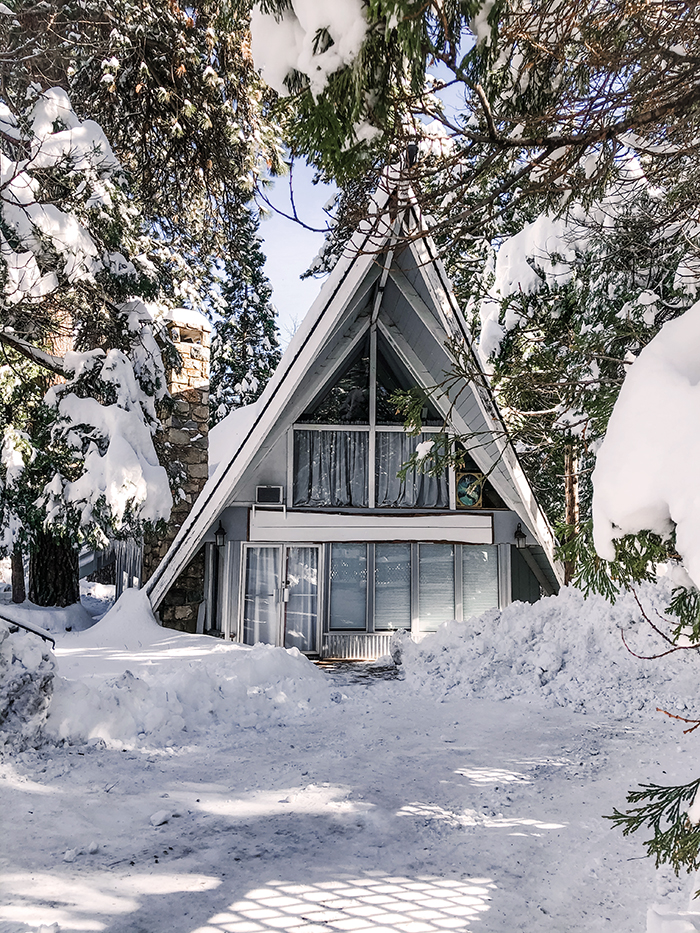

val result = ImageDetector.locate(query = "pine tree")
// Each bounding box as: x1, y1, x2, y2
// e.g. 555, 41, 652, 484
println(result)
251, 1, 700, 251
0, 84, 175, 605
210, 211, 281, 422
5, 0, 285, 419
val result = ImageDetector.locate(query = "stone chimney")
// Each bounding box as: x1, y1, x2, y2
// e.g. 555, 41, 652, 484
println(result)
142, 309, 211, 632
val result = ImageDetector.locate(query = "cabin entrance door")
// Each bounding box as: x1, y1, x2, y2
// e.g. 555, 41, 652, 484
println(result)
241, 544, 320, 654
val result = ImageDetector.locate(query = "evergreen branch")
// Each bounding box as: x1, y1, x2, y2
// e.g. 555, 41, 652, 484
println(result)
0, 330, 65, 378
607, 778, 700, 875
475, 83, 497, 141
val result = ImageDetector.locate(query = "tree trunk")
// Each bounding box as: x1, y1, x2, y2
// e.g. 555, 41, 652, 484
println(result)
11, 544, 25, 604
28, 530, 80, 607
563, 443, 580, 586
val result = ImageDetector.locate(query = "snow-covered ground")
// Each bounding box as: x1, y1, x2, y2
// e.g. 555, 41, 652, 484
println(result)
2, 584, 700, 933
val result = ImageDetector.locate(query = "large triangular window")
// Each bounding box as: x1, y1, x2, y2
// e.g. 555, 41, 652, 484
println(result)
294, 329, 455, 509
376, 338, 443, 426
299, 330, 443, 427
300, 335, 370, 424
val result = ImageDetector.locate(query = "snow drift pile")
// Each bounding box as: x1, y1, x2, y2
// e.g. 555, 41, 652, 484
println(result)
45, 591, 333, 747
396, 583, 700, 718
0, 621, 55, 748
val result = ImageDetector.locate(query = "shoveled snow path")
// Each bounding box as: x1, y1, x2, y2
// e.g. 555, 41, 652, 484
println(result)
1, 667, 695, 933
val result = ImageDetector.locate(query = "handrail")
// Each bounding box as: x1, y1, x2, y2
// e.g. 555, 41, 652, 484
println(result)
0, 613, 56, 650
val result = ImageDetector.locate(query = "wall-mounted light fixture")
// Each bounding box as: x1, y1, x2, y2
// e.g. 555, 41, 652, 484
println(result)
514, 522, 527, 550
215, 521, 226, 549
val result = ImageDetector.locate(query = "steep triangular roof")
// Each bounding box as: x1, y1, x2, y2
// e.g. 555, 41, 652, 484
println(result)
146, 180, 563, 609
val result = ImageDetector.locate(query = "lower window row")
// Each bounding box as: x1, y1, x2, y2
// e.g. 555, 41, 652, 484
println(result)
330, 542, 499, 632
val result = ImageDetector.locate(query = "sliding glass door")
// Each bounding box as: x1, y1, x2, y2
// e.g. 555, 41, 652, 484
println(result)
242, 546, 282, 647
284, 546, 319, 653
242, 545, 320, 653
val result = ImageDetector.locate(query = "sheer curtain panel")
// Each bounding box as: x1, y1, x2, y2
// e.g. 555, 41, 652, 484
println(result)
294, 430, 369, 507
418, 544, 455, 631
462, 545, 499, 619
243, 547, 280, 645
374, 543, 411, 630
375, 433, 449, 508
330, 544, 367, 629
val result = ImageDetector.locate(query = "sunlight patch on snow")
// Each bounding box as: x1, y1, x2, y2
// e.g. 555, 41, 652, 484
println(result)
192, 873, 495, 933
397, 801, 566, 833
194, 783, 369, 820
0, 870, 220, 931
454, 766, 532, 785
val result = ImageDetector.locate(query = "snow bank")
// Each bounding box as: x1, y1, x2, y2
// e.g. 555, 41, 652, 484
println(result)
46, 590, 332, 747
0, 601, 96, 634
396, 584, 700, 717
593, 300, 700, 588
0, 620, 55, 748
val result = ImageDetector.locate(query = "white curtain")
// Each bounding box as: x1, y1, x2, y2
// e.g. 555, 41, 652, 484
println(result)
374, 543, 411, 630
243, 547, 280, 645
329, 543, 367, 630
462, 545, 499, 618
418, 544, 455, 631
294, 430, 369, 507
284, 547, 318, 652
375, 433, 449, 508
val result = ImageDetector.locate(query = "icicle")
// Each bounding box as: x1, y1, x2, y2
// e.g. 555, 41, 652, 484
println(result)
114, 537, 143, 598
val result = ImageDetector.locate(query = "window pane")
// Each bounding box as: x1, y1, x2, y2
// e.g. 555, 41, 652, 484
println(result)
300, 335, 370, 423
462, 545, 499, 618
418, 544, 454, 631
294, 430, 369, 507
375, 432, 449, 508
375, 543, 411, 630
376, 343, 443, 426
330, 544, 367, 630
243, 547, 281, 646
285, 547, 318, 653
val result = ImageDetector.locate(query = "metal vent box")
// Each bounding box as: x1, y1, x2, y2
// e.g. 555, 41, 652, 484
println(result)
256, 485, 284, 505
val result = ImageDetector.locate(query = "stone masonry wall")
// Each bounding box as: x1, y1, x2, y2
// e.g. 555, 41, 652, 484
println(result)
142, 316, 210, 633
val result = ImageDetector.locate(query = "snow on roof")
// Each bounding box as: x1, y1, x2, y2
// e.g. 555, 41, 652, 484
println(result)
160, 306, 211, 332
209, 400, 263, 477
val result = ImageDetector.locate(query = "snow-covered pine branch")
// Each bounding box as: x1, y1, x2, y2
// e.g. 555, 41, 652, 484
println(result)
0, 85, 174, 603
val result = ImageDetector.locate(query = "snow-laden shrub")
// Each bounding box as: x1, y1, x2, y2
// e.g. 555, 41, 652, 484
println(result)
0, 621, 55, 748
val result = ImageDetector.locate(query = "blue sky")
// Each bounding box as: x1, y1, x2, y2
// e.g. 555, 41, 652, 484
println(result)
257, 159, 336, 346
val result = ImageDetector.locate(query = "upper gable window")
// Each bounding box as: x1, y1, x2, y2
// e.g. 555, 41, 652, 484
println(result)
293, 329, 477, 510
301, 333, 443, 427
376, 343, 443, 426
300, 336, 370, 424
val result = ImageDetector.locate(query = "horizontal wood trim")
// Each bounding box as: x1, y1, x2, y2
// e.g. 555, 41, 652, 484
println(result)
249, 509, 493, 544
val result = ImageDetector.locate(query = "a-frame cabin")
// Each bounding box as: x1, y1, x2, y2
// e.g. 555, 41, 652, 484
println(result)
146, 181, 563, 660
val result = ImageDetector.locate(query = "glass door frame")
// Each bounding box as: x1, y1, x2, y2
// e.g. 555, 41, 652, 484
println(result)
238, 542, 325, 655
